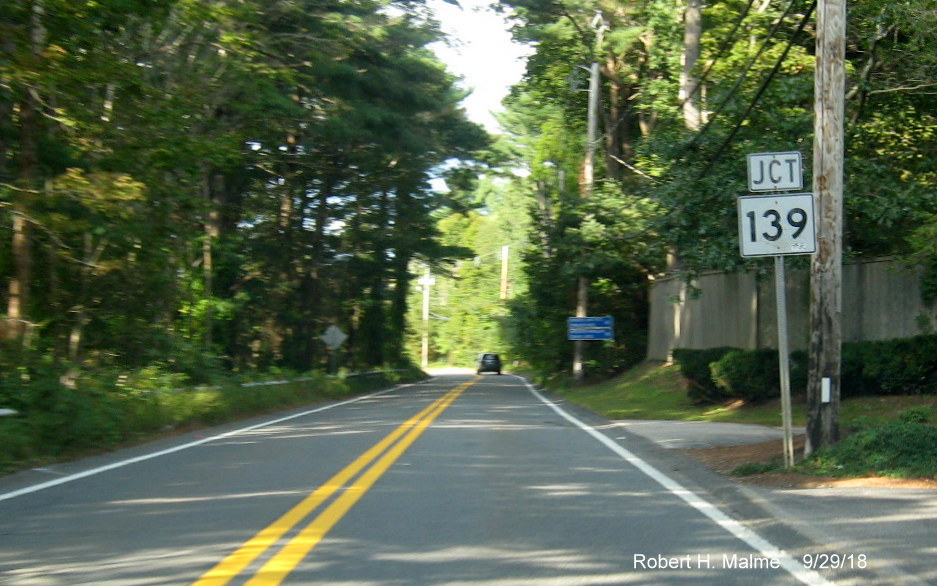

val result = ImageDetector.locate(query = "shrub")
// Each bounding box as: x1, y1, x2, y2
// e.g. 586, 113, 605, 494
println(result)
732, 461, 782, 476
29, 384, 129, 456
791, 343, 878, 399
844, 335, 937, 396
840, 341, 879, 397
0, 417, 33, 473
678, 333, 937, 405
799, 422, 937, 478
123, 364, 191, 392
789, 350, 809, 395
864, 339, 919, 395
710, 349, 780, 402
0, 366, 428, 475
899, 406, 932, 424
671, 347, 739, 403
893, 335, 937, 394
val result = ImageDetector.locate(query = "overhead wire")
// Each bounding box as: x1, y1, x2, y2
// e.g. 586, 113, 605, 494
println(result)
683, 0, 759, 105
607, 0, 758, 172
582, 0, 812, 188
683, 0, 803, 151
696, 0, 817, 179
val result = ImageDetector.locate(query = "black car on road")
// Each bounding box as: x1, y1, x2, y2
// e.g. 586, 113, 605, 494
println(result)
476, 353, 502, 375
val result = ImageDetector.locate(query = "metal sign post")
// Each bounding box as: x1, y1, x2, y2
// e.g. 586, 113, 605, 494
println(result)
773, 256, 795, 469
740, 152, 815, 468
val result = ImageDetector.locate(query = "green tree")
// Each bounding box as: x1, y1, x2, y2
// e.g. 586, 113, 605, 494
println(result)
1, 0, 488, 396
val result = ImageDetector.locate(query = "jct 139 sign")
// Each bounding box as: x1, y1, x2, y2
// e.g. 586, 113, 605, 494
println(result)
737, 193, 817, 257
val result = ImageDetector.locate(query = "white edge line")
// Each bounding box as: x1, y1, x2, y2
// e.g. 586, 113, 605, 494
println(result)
0, 383, 417, 503
514, 375, 832, 586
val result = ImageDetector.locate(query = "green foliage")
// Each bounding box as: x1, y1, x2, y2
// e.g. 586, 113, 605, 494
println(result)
491, 100, 665, 376
732, 461, 782, 476
0, 367, 426, 474
0, 417, 33, 473
789, 349, 810, 396
1, 0, 486, 383
799, 422, 937, 479
839, 342, 878, 398
671, 347, 738, 403
842, 335, 937, 396
899, 406, 932, 424
408, 206, 521, 367
920, 261, 937, 305
675, 334, 937, 406
549, 360, 806, 426
710, 349, 781, 403
508, 0, 937, 277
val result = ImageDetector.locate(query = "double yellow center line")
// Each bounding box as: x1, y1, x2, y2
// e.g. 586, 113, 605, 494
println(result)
193, 378, 476, 586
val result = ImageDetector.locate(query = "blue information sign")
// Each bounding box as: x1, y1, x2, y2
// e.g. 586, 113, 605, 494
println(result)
567, 316, 614, 340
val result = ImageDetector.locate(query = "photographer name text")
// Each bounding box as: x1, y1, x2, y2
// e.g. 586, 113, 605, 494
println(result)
634, 553, 779, 570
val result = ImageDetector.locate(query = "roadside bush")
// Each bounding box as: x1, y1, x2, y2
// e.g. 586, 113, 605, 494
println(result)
677, 333, 937, 404
840, 335, 937, 396
866, 335, 937, 395
799, 421, 937, 478
671, 347, 738, 403
710, 349, 780, 402
0, 366, 427, 475
121, 364, 191, 393
0, 371, 29, 413
732, 461, 782, 476
840, 341, 879, 397
30, 384, 129, 456
789, 350, 809, 395
0, 417, 33, 472
899, 406, 932, 424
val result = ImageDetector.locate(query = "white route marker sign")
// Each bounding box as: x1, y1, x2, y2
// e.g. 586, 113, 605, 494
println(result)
738, 193, 817, 257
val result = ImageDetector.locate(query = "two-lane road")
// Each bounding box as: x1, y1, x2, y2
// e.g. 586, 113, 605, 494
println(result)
0, 374, 828, 584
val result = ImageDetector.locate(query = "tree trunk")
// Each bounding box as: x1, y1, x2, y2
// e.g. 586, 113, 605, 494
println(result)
64, 233, 106, 386
202, 169, 222, 350
5, 211, 31, 341
4, 0, 44, 342
5, 94, 38, 341
680, 0, 703, 131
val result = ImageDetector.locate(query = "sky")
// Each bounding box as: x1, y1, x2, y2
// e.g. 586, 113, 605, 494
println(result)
427, 0, 531, 132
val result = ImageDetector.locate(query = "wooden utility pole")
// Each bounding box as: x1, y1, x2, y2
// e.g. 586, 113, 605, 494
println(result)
499, 245, 510, 300
807, 0, 846, 455
419, 268, 434, 368
574, 12, 606, 383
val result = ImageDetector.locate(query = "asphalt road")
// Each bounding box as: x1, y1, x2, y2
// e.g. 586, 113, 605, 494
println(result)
0, 374, 832, 585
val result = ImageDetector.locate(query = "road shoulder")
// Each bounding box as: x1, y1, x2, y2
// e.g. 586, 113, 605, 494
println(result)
532, 385, 933, 585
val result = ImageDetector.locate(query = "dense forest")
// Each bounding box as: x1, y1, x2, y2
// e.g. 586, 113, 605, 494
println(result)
1, 0, 490, 392
4, 0, 937, 394
428, 0, 937, 378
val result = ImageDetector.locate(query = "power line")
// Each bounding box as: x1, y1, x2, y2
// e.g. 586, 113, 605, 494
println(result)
609, 0, 759, 152
683, 0, 758, 105
685, 0, 803, 151
697, 0, 817, 179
